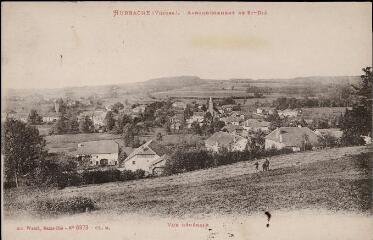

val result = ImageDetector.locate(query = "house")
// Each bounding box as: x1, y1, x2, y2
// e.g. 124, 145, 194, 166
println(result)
172, 101, 187, 110
76, 140, 119, 167
186, 111, 205, 128
222, 124, 248, 138
205, 131, 248, 153
361, 135, 372, 145
79, 110, 107, 127
220, 115, 242, 126
278, 109, 300, 118
230, 111, 248, 120
242, 119, 271, 132
120, 140, 169, 175
132, 104, 146, 114
42, 113, 60, 123
256, 107, 275, 116
170, 113, 184, 131
265, 127, 320, 152
221, 104, 235, 113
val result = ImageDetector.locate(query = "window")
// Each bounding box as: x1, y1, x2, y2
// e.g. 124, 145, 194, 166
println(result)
96, 161, 98, 165
132, 161, 136, 165
114, 161, 117, 165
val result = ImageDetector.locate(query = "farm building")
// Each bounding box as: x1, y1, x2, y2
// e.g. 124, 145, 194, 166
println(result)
120, 140, 169, 175
222, 124, 248, 137
220, 115, 242, 126
242, 119, 271, 132
265, 127, 320, 152
76, 140, 119, 167
205, 131, 248, 153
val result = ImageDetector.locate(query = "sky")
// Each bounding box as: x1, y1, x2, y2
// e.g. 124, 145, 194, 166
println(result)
2, 2, 372, 89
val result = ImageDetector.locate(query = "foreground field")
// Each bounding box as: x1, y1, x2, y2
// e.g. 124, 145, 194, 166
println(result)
4, 145, 372, 218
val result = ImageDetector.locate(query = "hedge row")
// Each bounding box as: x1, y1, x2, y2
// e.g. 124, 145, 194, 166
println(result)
163, 148, 294, 175
57, 169, 146, 189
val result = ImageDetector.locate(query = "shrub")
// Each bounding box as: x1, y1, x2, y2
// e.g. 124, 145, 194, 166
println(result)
35, 196, 95, 216
82, 169, 121, 185
120, 170, 135, 181
133, 169, 146, 179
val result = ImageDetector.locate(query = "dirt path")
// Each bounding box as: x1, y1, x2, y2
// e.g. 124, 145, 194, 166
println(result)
63, 145, 370, 195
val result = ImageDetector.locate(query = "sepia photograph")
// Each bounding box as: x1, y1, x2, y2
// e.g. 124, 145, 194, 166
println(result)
1, 2, 372, 240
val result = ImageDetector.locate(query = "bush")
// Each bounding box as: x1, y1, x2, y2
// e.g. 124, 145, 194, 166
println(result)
35, 196, 95, 216
133, 169, 145, 179
120, 170, 135, 181
82, 169, 121, 185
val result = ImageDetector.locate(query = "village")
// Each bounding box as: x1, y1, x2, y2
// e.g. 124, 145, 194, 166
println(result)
3, 85, 370, 180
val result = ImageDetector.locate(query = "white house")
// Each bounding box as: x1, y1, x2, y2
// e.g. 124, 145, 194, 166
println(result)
278, 109, 299, 118
120, 140, 169, 175
256, 107, 275, 116
42, 113, 60, 123
205, 131, 248, 153
76, 140, 119, 167
265, 127, 320, 152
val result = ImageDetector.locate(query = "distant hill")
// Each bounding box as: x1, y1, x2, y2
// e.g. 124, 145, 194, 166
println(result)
4, 75, 361, 101
229, 76, 360, 85
138, 76, 206, 90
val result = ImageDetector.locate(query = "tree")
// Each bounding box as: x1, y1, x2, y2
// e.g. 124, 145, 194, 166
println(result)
221, 97, 235, 106
67, 118, 80, 133
104, 111, 116, 131
249, 130, 266, 152
112, 102, 124, 114
118, 150, 128, 165
191, 121, 203, 135
27, 109, 43, 124
79, 116, 94, 133
2, 118, 46, 187
115, 113, 132, 134
341, 67, 372, 145
123, 123, 135, 147
156, 132, 163, 141
49, 116, 66, 135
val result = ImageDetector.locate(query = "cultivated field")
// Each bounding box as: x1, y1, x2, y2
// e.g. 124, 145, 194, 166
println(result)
4, 145, 372, 218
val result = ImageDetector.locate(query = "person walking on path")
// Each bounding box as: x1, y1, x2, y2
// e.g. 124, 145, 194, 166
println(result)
265, 158, 270, 171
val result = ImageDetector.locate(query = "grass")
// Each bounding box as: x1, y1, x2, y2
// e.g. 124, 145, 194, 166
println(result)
3, 145, 372, 218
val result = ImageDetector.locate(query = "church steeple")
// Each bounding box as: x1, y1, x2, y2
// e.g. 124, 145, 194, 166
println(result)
208, 97, 214, 116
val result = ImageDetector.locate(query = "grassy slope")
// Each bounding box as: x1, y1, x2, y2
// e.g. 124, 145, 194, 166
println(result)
4, 146, 372, 218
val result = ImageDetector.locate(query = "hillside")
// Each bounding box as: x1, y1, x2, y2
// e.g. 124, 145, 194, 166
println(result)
4, 145, 371, 218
